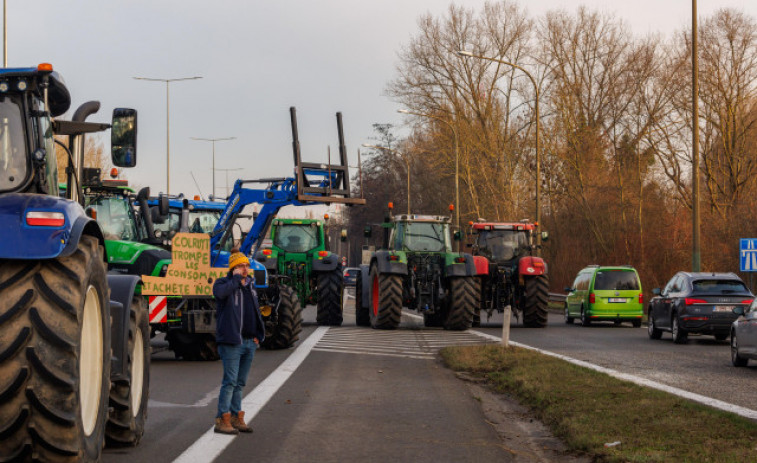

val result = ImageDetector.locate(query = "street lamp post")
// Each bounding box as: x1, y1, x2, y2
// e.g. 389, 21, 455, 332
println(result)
692, 0, 701, 272
216, 167, 244, 199
362, 143, 411, 214
190, 136, 236, 199
457, 50, 541, 255
397, 109, 459, 248
133, 76, 202, 194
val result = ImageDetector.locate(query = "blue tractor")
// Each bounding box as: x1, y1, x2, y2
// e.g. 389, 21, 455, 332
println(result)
0, 64, 149, 461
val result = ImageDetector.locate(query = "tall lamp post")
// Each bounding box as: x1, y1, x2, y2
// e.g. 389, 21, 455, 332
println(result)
216, 167, 244, 199
691, 0, 701, 272
133, 76, 202, 194
190, 136, 236, 199
456, 50, 542, 255
362, 143, 411, 214
397, 109, 459, 248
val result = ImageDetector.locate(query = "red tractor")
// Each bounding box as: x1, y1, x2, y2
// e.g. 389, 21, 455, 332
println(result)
469, 222, 549, 327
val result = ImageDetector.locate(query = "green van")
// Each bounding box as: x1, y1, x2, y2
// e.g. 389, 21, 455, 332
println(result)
564, 265, 643, 327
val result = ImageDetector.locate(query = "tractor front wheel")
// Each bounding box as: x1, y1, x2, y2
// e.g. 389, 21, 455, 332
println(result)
444, 277, 477, 331
0, 235, 111, 462
522, 275, 549, 328
262, 286, 302, 349
368, 266, 401, 330
105, 295, 150, 446
316, 270, 344, 326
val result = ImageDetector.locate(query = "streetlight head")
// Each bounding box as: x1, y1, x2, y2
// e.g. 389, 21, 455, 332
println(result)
361, 143, 373, 148
397, 109, 410, 114
457, 50, 473, 57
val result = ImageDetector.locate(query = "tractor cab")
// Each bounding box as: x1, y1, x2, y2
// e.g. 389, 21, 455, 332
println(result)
271, 218, 325, 254
390, 214, 452, 253
79, 170, 148, 242
471, 223, 536, 264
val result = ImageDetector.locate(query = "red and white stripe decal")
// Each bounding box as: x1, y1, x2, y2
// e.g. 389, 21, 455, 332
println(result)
149, 296, 167, 324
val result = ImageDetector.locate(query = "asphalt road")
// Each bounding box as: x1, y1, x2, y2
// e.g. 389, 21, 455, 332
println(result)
475, 311, 757, 411
103, 300, 756, 462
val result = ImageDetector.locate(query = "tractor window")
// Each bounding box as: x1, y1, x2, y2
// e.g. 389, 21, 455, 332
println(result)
86, 196, 139, 241
0, 95, 28, 192
400, 222, 450, 252
476, 230, 526, 261
188, 210, 221, 234
274, 224, 319, 253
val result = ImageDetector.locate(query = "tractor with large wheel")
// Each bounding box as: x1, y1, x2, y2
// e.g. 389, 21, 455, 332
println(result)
256, 217, 345, 326
0, 64, 149, 462
469, 221, 549, 327
356, 207, 479, 330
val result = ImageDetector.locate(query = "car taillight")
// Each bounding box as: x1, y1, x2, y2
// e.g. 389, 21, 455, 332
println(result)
589, 293, 595, 304
26, 211, 65, 227
318, 251, 329, 257
741, 299, 753, 305
685, 298, 707, 305
639, 293, 643, 304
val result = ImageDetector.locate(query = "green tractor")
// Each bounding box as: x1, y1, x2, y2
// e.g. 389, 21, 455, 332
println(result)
355, 207, 479, 330
256, 217, 344, 326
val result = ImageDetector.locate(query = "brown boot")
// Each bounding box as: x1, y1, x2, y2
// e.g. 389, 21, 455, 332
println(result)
230, 411, 253, 433
214, 412, 239, 435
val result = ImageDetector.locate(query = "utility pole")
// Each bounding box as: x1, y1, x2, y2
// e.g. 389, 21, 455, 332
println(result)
692, 0, 701, 271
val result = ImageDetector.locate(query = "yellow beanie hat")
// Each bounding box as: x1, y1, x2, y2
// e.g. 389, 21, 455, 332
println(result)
228, 252, 250, 271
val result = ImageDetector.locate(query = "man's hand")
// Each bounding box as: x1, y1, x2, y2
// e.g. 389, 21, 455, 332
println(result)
232, 266, 244, 277
253, 338, 259, 346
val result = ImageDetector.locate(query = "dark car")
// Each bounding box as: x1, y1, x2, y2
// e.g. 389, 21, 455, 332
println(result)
731, 301, 757, 367
343, 267, 359, 287
648, 272, 753, 344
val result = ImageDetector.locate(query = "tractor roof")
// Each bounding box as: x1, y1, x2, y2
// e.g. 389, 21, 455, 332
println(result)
0, 65, 71, 116
472, 222, 537, 231
393, 214, 451, 224
273, 218, 323, 226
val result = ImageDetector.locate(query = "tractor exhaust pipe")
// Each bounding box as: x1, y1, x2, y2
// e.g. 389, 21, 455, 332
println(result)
69, 101, 101, 205
336, 112, 350, 195
137, 187, 156, 241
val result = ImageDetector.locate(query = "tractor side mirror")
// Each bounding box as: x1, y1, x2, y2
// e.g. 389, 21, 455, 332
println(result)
111, 108, 137, 168
652, 288, 661, 296
541, 231, 549, 242
363, 225, 372, 238
158, 194, 169, 216
453, 231, 462, 241
340, 229, 347, 242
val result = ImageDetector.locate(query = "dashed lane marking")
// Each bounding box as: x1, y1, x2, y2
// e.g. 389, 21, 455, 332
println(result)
312, 326, 496, 360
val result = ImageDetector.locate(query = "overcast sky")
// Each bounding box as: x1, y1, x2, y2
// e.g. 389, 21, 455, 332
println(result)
12, 0, 757, 200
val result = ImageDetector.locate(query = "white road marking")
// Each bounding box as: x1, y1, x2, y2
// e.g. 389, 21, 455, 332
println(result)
469, 330, 757, 421
173, 326, 330, 463
402, 310, 423, 321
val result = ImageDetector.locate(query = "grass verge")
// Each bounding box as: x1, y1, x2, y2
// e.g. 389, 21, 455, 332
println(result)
440, 344, 757, 462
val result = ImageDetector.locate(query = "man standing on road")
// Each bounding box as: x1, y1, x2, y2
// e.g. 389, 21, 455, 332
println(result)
212, 250, 265, 435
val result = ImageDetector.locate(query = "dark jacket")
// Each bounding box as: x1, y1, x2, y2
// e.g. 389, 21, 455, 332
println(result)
213, 272, 265, 345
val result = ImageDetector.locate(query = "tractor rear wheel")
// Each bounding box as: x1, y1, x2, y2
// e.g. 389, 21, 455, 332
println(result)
166, 331, 219, 361
444, 277, 476, 331
355, 270, 370, 327
368, 266, 401, 330
316, 270, 344, 326
262, 286, 302, 349
522, 275, 549, 328
0, 235, 111, 462
105, 295, 150, 446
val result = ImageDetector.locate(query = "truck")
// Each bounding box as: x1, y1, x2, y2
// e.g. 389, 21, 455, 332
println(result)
355, 205, 479, 330
0, 64, 149, 461
468, 221, 549, 327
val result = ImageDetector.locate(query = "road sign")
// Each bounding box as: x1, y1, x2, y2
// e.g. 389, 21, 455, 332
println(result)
740, 239, 757, 271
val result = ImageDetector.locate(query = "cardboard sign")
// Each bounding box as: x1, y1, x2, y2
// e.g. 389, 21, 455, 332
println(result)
141, 233, 228, 296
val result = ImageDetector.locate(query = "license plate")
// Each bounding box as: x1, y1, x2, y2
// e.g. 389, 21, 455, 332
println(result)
713, 305, 734, 312
608, 298, 626, 303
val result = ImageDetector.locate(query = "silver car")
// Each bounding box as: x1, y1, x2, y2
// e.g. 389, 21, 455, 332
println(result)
731, 301, 757, 367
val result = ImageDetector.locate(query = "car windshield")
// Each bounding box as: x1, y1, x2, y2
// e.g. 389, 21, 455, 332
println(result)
0, 95, 28, 191
593, 270, 639, 291
85, 196, 140, 241
476, 230, 528, 261
398, 221, 450, 252
692, 279, 748, 294
274, 224, 319, 253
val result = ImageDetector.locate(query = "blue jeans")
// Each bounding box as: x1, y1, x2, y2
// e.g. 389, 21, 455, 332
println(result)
216, 339, 257, 417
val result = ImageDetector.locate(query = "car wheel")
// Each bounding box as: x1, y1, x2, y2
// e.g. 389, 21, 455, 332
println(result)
564, 305, 574, 324
731, 331, 749, 367
672, 315, 688, 344
580, 306, 591, 327
648, 312, 662, 339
